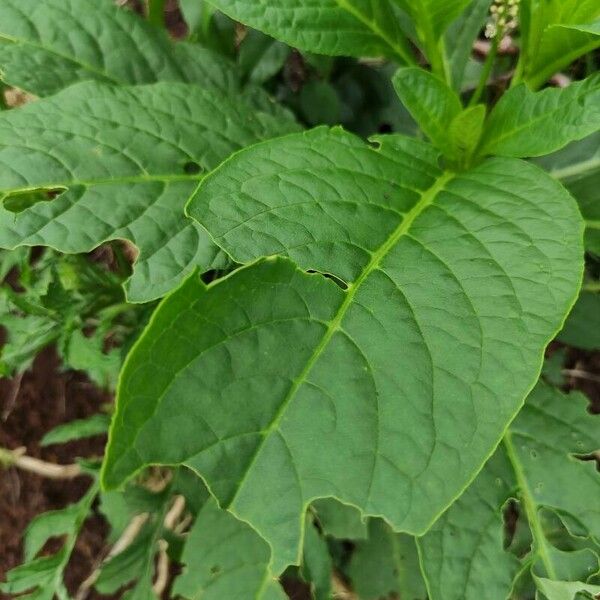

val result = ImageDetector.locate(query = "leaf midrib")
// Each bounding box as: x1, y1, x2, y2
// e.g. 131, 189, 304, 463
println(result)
503, 431, 558, 580
334, 0, 415, 64
228, 170, 454, 508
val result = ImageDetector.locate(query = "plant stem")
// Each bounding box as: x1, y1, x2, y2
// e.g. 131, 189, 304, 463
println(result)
146, 0, 166, 28
582, 281, 600, 293
469, 35, 499, 107
503, 432, 557, 580
0, 446, 82, 479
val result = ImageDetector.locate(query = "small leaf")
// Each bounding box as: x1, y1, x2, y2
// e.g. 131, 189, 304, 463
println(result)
0, 81, 298, 302
393, 67, 463, 158
448, 104, 487, 164
41, 414, 110, 447
103, 128, 582, 572
478, 74, 600, 158
418, 383, 600, 600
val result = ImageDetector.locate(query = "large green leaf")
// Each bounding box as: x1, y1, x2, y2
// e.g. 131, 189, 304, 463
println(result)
418, 383, 600, 600
0, 81, 298, 302
537, 133, 600, 255
174, 498, 286, 600
477, 74, 600, 159
0, 0, 231, 98
520, 0, 600, 89
103, 127, 582, 572
558, 291, 600, 351
202, 0, 415, 63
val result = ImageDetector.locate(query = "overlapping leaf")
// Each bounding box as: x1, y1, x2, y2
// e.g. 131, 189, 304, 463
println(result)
0, 81, 298, 302
174, 498, 286, 600
538, 133, 600, 255
519, 0, 600, 89
103, 127, 582, 572
478, 74, 600, 158
0, 0, 244, 102
348, 519, 427, 600
202, 0, 415, 63
418, 383, 600, 600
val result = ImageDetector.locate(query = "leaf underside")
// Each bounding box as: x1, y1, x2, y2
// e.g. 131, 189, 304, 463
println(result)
0, 81, 298, 302
103, 127, 583, 572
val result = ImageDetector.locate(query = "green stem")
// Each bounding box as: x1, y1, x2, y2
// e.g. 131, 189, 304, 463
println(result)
503, 432, 558, 580
469, 35, 499, 107
146, 0, 166, 28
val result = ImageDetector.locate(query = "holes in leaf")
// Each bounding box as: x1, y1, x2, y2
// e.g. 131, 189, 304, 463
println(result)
1, 186, 66, 214
183, 161, 202, 175
307, 270, 349, 291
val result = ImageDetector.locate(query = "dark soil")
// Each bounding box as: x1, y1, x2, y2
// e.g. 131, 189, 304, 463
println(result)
0, 347, 113, 599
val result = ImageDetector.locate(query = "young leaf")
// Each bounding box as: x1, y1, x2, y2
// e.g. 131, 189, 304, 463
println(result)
418, 383, 600, 600
202, 0, 415, 64
537, 133, 600, 256
392, 67, 463, 158
0, 81, 298, 302
348, 519, 427, 600
519, 0, 600, 89
174, 498, 286, 600
477, 74, 600, 158
0, 482, 98, 599
103, 128, 583, 572
41, 414, 110, 446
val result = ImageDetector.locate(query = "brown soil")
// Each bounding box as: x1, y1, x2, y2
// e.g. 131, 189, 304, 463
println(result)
0, 347, 114, 599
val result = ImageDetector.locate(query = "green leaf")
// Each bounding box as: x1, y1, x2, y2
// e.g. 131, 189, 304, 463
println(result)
174, 498, 286, 600
536, 133, 600, 256
418, 383, 600, 600
103, 127, 583, 572
348, 519, 426, 600
59, 329, 121, 389
558, 291, 600, 351
534, 576, 600, 600
394, 0, 472, 39
519, 0, 600, 89
0, 81, 298, 302
312, 499, 368, 540
445, 0, 493, 91
202, 0, 415, 64
238, 30, 290, 85
478, 74, 600, 158
41, 414, 110, 446
392, 67, 463, 158
0, 482, 98, 599
0, 0, 236, 99
301, 518, 333, 600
